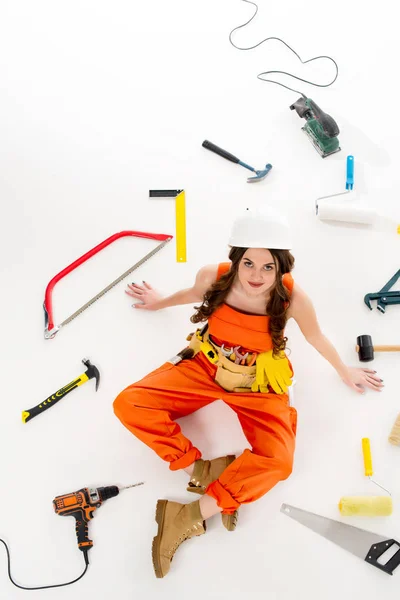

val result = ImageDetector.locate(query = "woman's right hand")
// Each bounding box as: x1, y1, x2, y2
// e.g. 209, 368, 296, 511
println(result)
125, 282, 162, 310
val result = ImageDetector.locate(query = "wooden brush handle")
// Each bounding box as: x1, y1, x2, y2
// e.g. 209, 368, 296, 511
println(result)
389, 413, 400, 446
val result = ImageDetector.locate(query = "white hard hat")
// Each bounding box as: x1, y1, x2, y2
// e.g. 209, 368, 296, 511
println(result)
228, 206, 292, 250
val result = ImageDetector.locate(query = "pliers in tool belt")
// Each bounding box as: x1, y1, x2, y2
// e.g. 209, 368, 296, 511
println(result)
364, 269, 400, 313
233, 346, 249, 365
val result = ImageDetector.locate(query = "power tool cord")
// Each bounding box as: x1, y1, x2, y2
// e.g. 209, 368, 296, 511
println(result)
229, 0, 338, 97
0, 538, 89, 590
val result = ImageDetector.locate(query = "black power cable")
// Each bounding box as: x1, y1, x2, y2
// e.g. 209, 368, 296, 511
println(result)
229, 0, 338, 97
1, 538, 89, 591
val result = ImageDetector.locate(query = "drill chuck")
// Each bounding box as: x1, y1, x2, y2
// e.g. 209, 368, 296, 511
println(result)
97, 486, 119, 502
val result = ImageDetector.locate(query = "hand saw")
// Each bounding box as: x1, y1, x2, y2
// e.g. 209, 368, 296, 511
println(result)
281, 504, 400, 575
43, 230, 172, 339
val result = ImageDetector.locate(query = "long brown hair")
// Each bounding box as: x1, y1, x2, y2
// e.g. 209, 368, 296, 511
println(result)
190, 247, 295, 355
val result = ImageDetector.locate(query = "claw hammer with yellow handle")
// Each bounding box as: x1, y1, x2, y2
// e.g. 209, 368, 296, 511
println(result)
22, 358, 100, 423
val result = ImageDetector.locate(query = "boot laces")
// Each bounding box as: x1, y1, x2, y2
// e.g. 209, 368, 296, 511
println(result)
168, 522, 202, 556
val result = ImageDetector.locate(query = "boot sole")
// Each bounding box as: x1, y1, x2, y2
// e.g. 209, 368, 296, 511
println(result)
152, 499, 168, 578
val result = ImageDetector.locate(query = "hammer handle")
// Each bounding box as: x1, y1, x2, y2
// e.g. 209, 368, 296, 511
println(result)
202, 140, 240, 164
22, 373, 89, 423
374, 345, 400, 352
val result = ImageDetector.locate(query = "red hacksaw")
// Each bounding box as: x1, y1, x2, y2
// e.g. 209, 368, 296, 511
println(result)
43, 230, 172, 339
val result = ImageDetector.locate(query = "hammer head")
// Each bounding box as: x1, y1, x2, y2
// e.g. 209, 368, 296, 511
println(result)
247, 164, 272, 183
82, 358, 100, 391
356, 335, 374, 362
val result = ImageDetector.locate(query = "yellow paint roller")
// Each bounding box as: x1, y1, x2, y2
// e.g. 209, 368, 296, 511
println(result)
338, 438, 392, 516
339, 496, 392, 516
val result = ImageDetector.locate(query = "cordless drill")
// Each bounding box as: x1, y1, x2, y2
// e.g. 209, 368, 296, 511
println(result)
53, 484, 143, 564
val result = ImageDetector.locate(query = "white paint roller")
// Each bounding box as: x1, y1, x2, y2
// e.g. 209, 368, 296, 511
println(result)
316, 155, 377, 225
316, 156, 399, 230
316, 195, 377, 225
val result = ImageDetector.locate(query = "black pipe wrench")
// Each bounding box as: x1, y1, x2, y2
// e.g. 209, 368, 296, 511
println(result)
364, 269, 400, 313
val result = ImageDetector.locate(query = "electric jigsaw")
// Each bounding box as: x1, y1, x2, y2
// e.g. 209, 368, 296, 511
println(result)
290, 97, 340, 158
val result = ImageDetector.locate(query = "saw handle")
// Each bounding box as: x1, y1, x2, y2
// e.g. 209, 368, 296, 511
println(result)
202, 140, 240, 164
362, 438, 373, 477
365, 539, 400, 575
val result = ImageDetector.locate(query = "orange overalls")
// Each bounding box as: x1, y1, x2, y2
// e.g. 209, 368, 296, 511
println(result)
113, 264, 297, 515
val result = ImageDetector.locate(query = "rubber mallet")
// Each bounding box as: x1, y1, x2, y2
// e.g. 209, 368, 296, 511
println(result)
356, 335, 400, 362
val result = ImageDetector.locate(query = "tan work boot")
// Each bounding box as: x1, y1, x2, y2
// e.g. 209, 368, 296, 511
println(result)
187, 455, 239, 532
152, 499, 206, 578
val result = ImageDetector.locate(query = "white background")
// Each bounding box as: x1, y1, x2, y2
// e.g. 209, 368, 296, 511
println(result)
1, 0, 399, 598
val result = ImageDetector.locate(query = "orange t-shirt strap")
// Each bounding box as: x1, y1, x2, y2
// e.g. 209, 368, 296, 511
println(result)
217, 262, 231, 281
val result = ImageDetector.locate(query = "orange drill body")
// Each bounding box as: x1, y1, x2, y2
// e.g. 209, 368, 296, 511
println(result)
53, 486, 119, 554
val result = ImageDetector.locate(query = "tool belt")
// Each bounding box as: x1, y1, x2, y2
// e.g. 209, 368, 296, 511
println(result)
186, 325, 259, 393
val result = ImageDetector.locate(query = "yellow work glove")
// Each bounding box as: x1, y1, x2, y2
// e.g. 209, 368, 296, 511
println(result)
251, 350, 293, 394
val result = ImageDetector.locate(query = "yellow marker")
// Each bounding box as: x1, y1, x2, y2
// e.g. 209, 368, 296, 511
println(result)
149, 189, 187, 263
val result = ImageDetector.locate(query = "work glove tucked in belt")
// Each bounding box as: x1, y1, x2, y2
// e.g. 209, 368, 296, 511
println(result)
251, 350, 292, 394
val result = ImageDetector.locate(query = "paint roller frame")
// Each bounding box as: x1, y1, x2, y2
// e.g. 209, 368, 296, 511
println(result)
362, 437, 392, 496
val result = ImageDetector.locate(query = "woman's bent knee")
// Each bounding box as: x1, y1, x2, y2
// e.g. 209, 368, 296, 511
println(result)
113, 385, 140, 419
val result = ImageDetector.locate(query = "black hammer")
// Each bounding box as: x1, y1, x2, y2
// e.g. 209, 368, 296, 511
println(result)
22, 358, 100, 423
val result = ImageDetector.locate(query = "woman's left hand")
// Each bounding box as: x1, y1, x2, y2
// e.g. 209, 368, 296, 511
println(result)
340, 366, 384, 394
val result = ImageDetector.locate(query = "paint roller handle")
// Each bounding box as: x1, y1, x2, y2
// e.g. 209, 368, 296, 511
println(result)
362, 438, 373, 477
202, 140, 240, 164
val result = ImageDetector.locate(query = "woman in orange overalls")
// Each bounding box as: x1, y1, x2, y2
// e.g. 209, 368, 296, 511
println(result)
113, 206, 383, 578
